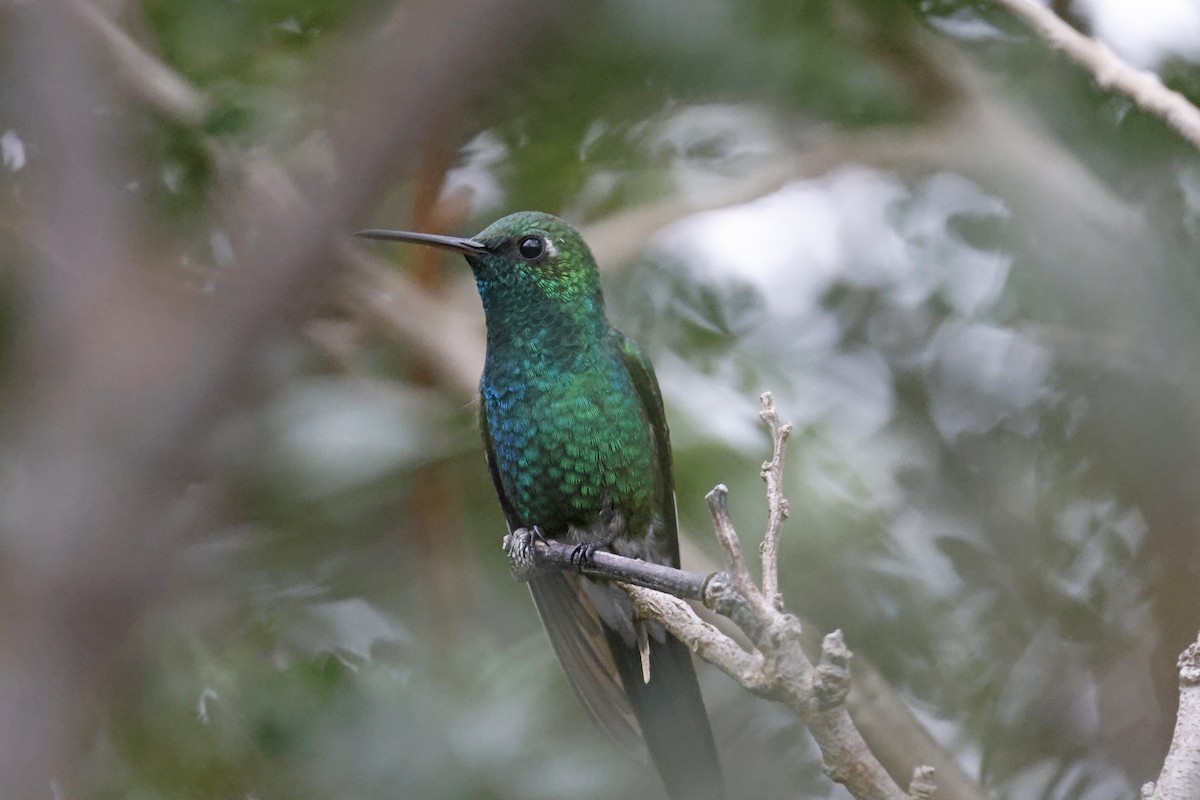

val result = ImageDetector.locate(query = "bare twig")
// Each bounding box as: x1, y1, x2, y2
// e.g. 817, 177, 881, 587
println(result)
842, 654, 985, 800
1151, 632, 1200, 800
985, 0, 1200, 152
758, 391, 792, 611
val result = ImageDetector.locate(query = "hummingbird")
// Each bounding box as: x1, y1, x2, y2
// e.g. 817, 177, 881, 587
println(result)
357, 211, 724, 800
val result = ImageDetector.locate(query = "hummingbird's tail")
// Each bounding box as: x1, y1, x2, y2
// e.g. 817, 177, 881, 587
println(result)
603, 619, 725, 800
528, 571, 724, 800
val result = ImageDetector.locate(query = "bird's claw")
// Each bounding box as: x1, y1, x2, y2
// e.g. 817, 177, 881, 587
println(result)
504, 526, 545, 582
568, 543, 598, 572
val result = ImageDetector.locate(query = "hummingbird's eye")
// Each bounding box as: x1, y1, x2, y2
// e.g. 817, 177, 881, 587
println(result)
518, 236, 544, 260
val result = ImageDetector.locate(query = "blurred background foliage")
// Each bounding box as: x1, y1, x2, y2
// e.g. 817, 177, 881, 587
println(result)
4, 0, 1200, 797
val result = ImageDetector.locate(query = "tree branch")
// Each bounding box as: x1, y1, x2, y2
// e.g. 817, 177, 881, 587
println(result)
985, 0, 1200, 152
70, 0, 209, 126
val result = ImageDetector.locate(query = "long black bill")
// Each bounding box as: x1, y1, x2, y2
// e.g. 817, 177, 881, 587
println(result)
355, 228, 487, 256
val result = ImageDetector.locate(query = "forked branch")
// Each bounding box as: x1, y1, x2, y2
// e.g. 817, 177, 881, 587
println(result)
506, 394, 935, 800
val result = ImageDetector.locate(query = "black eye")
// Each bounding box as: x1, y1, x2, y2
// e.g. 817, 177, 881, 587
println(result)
518, 236, 544, 260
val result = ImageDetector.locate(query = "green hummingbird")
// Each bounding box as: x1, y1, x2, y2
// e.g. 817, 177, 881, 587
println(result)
358, 211, 724, 800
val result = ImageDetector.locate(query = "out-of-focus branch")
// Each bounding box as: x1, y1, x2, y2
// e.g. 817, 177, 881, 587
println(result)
985, 0, 1200, 152
1148, 632, 1200, 800
0, 0, 544, 797
71, 0, 209, 126
71, 0, 487, 392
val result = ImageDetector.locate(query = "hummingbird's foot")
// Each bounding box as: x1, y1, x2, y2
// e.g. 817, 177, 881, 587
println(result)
503, 526, 545, 582
568, 542, 599, 572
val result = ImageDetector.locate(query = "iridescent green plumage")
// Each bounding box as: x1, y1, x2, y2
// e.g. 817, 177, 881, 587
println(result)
462, 212, 677, 563
481, 329, 660, 541
357, 211, 722, 800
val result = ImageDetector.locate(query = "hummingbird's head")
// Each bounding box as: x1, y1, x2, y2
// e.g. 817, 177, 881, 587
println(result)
357, 211, 605, 323
467, 211, 602, 306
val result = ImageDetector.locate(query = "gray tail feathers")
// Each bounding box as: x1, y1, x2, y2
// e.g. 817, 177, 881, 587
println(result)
603, 623, 726, 800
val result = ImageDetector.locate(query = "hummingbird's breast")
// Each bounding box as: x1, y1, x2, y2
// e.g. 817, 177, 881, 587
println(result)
481, 339, 659, 540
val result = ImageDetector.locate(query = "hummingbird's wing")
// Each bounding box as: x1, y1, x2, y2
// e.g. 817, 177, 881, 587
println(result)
611, 330, 680, 567
479, 406, 649, 763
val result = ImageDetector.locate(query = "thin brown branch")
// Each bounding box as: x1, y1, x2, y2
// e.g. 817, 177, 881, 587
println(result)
703, 485, 789, 647
757, 391, 792, 611
694, 517, 910, 800
723, 604, 905, 800
985, 0, 1200, 152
